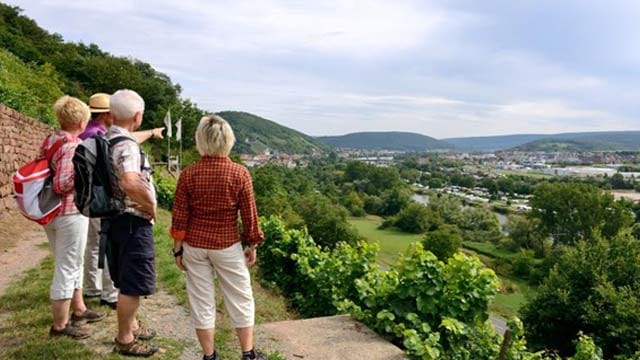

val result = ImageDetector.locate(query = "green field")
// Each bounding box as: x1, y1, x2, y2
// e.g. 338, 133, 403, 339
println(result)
463, 241, 518, 261
349, 216, 535, 318
349, 216, 423, 265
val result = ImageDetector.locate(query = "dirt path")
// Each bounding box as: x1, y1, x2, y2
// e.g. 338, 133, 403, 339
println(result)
81, 289, 201, 359
0, 212, 49, 296
0, 211, 202, 359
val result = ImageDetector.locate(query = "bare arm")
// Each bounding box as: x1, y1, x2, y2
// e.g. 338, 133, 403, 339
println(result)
120, 172, 156, 218
132, 127, 165, 144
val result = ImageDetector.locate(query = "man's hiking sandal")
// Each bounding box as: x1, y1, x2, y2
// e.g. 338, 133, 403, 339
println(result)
134, 321, 157, 341
49, 323, 91, 339
114, 337, 159, 357
71, 308, 105, 326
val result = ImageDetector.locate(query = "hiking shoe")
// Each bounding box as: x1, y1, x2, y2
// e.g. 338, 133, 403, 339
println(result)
100, 299, 118, 310
49, 323, 91, 339
71, 309, 105, 326
114, 337, 159, 357
203, 351, 218, 360
241, 349, 267, 360
134, 321, 157, 341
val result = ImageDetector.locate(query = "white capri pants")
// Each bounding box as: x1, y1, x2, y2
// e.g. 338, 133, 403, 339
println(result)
44, 214, 90, 300
183, 242, 255, 329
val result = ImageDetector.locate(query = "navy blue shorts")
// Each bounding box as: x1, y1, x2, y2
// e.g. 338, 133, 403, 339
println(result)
106, 213, 156, 296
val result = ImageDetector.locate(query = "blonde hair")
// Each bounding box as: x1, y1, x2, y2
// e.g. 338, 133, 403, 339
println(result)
196, 115, 236, 156
53, 95, 90, 130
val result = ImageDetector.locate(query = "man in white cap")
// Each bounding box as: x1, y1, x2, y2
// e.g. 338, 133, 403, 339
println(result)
81, 93, 164, 309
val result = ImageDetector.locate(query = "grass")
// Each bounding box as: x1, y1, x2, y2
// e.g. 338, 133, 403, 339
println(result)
0, 256, 186, 359
462, 241, 517, 261
348, 216, 536, 319
0, 209, 294, 360
490, 275, 538, 318
349, 215, 423, 265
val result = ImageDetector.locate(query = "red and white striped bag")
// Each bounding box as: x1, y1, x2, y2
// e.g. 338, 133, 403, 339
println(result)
13, 138, 66, 225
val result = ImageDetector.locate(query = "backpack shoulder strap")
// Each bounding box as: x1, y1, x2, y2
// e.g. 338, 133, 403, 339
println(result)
108, 136, 136, 147
45, 137, 68, 161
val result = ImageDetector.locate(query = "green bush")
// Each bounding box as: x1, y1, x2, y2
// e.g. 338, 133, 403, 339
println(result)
522, 232, 640, 358
258, 216, 602, 359
511, 249, 535, 279
0, 48, 63, 125
155, 175, 177, 209
394, 203, 438, 234
422, 225, 462, 260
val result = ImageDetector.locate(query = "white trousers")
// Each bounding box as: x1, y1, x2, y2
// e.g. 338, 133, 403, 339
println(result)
44, 214, 89, 300
83, 218, 118, 302
183, 242, 255, 329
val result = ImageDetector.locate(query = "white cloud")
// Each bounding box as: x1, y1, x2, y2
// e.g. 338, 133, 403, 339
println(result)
8, 0, 640, 138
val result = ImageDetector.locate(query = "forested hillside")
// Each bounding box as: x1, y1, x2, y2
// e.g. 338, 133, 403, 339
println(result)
0, 4, 325, 155
513, 132, 640, 152
446, 131, 640, 152
318, 131, 451, 151
220, 111, 329, 154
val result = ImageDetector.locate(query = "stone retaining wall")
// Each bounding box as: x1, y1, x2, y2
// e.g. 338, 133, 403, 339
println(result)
0, 104, 53, 216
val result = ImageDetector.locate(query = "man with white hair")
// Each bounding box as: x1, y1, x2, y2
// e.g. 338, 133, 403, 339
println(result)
81, 93, 164, 310
105, 89, 159, 357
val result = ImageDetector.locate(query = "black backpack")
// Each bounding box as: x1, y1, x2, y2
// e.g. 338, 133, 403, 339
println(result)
73, 135, 134, 218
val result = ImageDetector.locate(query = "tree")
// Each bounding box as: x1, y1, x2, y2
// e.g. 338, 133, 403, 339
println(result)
343, 191, 365, 217
380, 188, 411, 216
522, 232, 640, 358
609, 173, 630, 190
363, 195, 385, 216
422, 225, 463, 260
428, 195, 462, 224
530, 182, 634, 245
505, 215, 547, 257
428, 177, 445, 189
394, 203, 441, 234
295, 193, 360, 248
459, 207, 502, 243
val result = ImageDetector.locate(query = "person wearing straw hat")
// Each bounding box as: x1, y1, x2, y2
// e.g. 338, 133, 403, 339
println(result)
81, 93, 165, 310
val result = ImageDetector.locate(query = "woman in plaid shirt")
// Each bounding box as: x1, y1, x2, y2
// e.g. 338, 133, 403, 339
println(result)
42, 96, 105, 339
170, 115, 265, 360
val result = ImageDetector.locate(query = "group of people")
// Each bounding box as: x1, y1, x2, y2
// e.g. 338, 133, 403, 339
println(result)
40, 90, 265, 360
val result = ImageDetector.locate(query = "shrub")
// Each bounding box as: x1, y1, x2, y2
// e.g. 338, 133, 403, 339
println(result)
511, 249, 535, 279
422, 225, 462, 260
155, 175, 177, 209
395, 203, 438, 234
0, 49, 64, 126
522, 232, 640, 358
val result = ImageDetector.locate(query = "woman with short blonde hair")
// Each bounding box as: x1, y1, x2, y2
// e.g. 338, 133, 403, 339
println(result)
196, 115, 236, 157
171, 115, 265, 360
42, 95, 105, 339
53, 95, 91, 130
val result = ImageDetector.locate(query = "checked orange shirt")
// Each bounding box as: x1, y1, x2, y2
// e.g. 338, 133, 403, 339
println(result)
170, 156, 264, 249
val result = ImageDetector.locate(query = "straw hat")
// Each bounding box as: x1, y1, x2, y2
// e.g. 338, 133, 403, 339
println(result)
88, 93, 110, 113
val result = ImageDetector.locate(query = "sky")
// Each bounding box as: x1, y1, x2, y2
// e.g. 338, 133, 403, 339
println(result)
9, 0, 640, 138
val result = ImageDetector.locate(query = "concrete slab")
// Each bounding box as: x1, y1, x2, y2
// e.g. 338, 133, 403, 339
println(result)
255, 315, 408, 360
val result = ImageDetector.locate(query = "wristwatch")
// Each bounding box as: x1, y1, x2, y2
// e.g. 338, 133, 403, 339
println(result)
172, 246, 183, 257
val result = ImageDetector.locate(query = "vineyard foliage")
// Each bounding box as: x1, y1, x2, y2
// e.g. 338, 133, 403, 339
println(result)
257, 217, 604, 360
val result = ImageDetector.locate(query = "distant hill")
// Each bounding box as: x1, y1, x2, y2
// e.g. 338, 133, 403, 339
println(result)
444, 134, 549, 152
318, 132, 452, 151
219, 111, 330, 154
445, 131, 640, 152
513, 132, 640, 152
